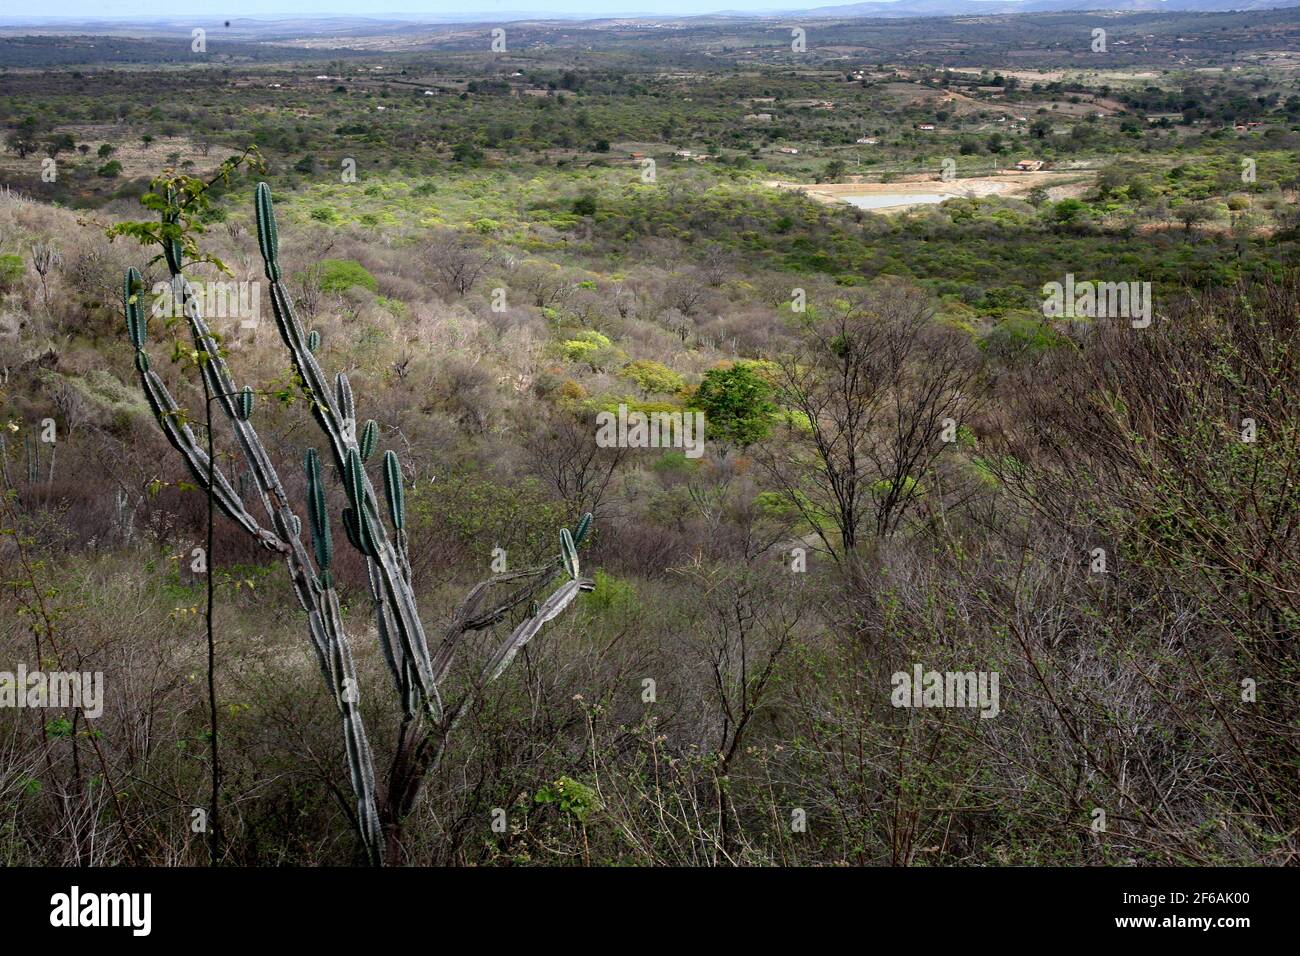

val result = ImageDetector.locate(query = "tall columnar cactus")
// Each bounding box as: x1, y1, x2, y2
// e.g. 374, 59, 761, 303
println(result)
122, 181, 595, 865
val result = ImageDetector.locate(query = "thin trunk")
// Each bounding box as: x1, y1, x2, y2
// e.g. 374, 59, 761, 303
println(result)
204, 376, 221, 865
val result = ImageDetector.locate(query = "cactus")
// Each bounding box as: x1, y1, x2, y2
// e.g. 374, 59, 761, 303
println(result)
573, 511, 593, 547
120, 180, 596, 865
359, 419, 378, 462
124, 268, 146, 349
336, 372, 355, 426
560, 527, 580, 580
305, 448, 333, 587
382, 450, 404, 532
254, 181, 280, 281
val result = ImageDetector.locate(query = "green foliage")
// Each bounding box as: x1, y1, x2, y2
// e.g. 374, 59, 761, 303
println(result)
980, 315, 1071, 360
561, 330, 624, 371
534, 776, 601, 822
619, 359, 684, 396
690, 362, 777, 448
584, 570, 639, 614
0, 254, 25, 291
408, 470, 566, 558
561, 330, 611, 360
318, 259, 378, 294
106, 146, 263, 273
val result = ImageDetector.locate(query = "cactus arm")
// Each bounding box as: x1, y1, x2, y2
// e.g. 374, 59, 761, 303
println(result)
359, 420, 378, 462
479, 523, 595, 682
318, 587, 383, 864
573, 511, 593, 546
560, 527, 580, 579
137, 366, 279, 549
481, 577, 587, 684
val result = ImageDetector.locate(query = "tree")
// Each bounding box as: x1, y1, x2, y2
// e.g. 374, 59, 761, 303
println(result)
318, 258, 377, 294
820, 158, 847, 183
43, 133, 74, 159
1174, 201, 1214, 233
1050, 198, 1088, 227
690, 362, 777, 450
620, 359, 685, 397
5, 116, 41, 159
525, 409, 627, 519
426, 229, 498, 296
451, 141, 483, 165
759, 285, 980, 566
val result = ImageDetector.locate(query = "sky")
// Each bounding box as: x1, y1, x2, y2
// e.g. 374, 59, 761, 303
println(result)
1, 0, 845, 21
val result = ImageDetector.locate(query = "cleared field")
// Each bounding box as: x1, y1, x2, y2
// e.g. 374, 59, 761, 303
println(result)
765, 169, 1083, 209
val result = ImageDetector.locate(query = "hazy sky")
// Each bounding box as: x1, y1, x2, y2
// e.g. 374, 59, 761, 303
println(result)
0, 0, 822, 20
0, 0, 883, 20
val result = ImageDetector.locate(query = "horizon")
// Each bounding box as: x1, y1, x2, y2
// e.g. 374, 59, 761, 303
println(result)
0, 0, 1263, 25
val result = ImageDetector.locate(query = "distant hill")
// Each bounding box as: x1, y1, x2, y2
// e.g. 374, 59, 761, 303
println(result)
781, 0, 1300, 17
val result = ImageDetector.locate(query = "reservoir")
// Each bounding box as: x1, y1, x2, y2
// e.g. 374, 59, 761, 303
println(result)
841, 192, 949, 209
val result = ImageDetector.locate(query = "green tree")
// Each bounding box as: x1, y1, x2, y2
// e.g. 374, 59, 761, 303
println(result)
318, 259, 378, 294
820, 158, 847, 183
690, 362, 777, 449
5, 116, 41, 159
619, 359, 684, 396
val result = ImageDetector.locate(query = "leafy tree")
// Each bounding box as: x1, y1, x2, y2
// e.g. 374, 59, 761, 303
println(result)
43, 133, 74, 159
5, 116, 41, 159
690, 362, 777, 449
820, 159, 847, 183
1175, 201, 1215, 232
1050, 198, 1088, 225
318, 258, 378, 294
452, 141, 484, 166
619, 359, 684, 396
